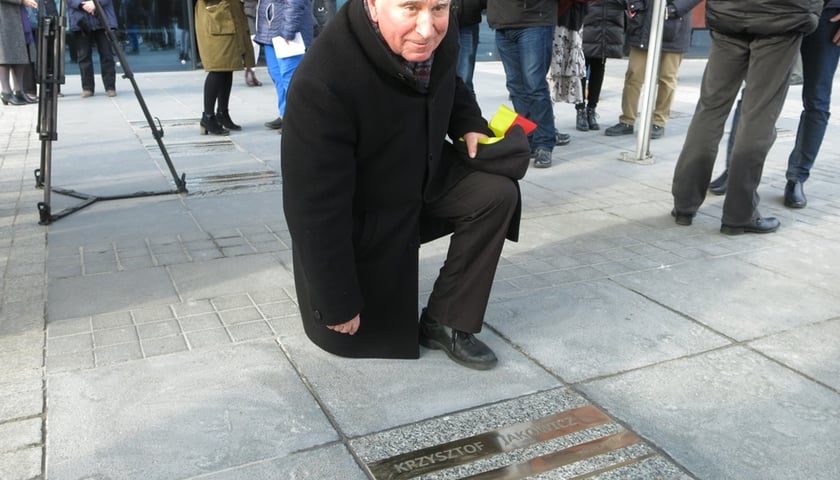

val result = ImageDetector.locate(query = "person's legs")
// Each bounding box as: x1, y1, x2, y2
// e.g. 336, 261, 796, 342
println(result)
723, 33, 801, 227
586, 57, 606, 110
277, 54, 303, 117
619, 47, 646, 126
457, 23, 480, 93
672, 31, 746, 217
216, 71, 233, 112
422, 171, 518, 333
652, 51, 683, 127
0, 65, 12, 93
495, 26, 555, 152
200, 72, 228, 135
75, 31, 95, 93
786, 7, 840, 185
263, 44, 284, 116
92, 29, 116, 92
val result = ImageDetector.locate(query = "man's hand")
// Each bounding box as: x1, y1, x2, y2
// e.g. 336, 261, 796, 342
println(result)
832, 13, 840, 46
462, 131, 489, 159
23, 0, 37, 8
82, 0, 95, 14
327, 314, 360, 335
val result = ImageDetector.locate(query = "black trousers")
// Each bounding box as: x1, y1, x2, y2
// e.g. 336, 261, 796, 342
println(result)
75, 29, 116, 92
422, 171, 518, 333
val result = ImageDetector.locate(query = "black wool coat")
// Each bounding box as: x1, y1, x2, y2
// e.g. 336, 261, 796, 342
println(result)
281, 0, 520, 359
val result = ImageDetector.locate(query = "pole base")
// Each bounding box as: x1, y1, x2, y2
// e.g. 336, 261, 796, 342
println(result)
618, 151, 654, 165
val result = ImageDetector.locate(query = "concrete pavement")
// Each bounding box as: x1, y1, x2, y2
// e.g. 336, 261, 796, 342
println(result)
1, 58, 838, 480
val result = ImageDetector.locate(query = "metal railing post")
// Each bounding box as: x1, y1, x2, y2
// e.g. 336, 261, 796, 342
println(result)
620, 0, 666, 165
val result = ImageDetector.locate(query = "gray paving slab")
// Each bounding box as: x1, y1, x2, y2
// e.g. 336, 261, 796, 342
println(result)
196, 443, 368, 480
45, 195, 199, 246
185, 191, 284, 231
484, 281, 730, 383
47, 267, 179, 321
275, 315, 560, 438
46, 340, 337, 480
749, 318, 840, 391
578, 346, 840, 480
167, 253, 293, 302
611, 255, 840, 341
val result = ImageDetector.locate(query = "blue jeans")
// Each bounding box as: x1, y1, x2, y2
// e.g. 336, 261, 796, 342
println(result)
786, 7, 840, 183
495, 26, 555, 152
264, 45, 303, 117
457, 23, 480, 93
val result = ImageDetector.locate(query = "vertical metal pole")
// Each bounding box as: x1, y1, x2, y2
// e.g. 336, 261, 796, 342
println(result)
620, 0, 666, 165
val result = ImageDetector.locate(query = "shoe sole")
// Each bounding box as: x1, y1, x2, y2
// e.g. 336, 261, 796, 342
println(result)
784, 200, 806, 209
720, 224, 779, 235
605, 130, 633, 136
419, 335, 497, 371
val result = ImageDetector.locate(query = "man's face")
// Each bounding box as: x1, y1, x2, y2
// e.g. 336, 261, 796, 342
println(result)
367, 0, 450, 62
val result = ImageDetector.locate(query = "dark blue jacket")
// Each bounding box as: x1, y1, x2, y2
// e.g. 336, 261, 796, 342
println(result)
253, 0, 314, 48
67, 0, 118, 32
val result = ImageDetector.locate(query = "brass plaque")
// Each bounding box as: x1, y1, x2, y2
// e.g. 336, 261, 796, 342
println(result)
464, 430, 640, 480
366, 405, 613, 480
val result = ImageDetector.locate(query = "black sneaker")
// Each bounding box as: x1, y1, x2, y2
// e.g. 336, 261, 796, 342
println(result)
555, 132, 571, 146
264, 117, 283, 129
650, 125, 665, 139
533, 149, 552, 168
605, 122, 633, 136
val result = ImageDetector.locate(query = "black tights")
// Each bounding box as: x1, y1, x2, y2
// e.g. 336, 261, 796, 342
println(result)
203, 71, 233, 115
578, 57, 606, 110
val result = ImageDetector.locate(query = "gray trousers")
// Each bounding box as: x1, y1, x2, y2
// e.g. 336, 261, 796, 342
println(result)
422, 171, 518, 333
672, 31, 802, 226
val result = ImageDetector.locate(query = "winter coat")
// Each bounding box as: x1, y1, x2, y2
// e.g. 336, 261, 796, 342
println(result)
194, 0, 255, 71
486, 0, 557, 29
452, 0, 486, 27
0, 0, 31, 64
582, 0, 625, 59
625, 0, 701, 53
705, 0, 822, 37
281, 0, 520, 359
253, 0, 314, 48
67, 0, 118, 33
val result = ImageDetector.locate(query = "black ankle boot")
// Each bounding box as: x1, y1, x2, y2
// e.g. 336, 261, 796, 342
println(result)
200, 113, 229, 136
216, 110, 241, 131
586, 107, 600, 130
575, 106, 588, 131
1, 91, 27, 106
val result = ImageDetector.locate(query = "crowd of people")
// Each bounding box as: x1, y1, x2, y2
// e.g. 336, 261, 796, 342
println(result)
4, 0, 836, 371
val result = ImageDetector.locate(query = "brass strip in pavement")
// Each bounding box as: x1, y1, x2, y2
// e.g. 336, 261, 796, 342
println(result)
569, 452, 657, 480
464, 430, 640, 480
366, 405, 612, 480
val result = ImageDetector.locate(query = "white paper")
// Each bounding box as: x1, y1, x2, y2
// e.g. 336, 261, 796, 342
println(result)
272, 33, 306, 59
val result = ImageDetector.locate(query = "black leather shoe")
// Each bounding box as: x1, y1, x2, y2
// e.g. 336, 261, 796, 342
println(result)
784, 181, 807, 209
419, 311, 497, 370
709, 170, 728, 195
720, 217, 780, 235
216, 110, 242, 131
671, 208, 694, 226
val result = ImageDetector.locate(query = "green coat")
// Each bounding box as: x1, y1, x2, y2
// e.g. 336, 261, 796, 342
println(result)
195, 0, 255, 71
